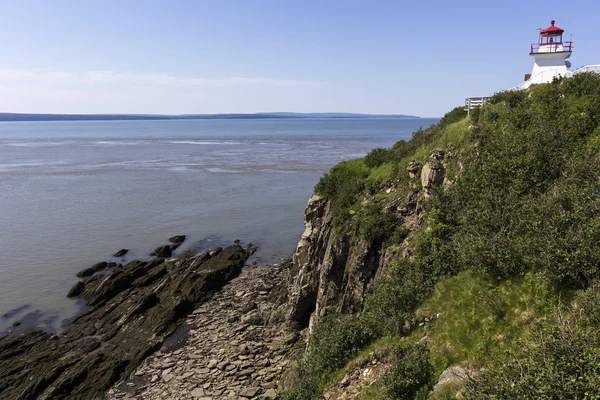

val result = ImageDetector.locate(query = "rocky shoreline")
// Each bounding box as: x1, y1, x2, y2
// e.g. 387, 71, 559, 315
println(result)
107, 263, 294, 399
0, 239, 280, 400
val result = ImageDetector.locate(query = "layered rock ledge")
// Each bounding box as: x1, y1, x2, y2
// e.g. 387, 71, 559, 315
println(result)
0, 244, 253, 400
107, 263, 293, 399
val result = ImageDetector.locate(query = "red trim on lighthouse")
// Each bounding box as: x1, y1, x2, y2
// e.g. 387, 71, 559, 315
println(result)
541, 20, 564, 35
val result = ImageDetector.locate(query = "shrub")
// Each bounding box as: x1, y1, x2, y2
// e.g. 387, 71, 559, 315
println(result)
381, 343, 433, 399
439, 106, 468, 127
364, 147, 394, 168
314, 159, 370, 229
285, 315, 378, 400
358, 204, 401, 245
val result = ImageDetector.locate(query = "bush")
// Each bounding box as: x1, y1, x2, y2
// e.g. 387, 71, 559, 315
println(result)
364, 261, 433, 336
381, 343, 433, 399
364, 147, 394, 168
358, 204, 401, 245
438, 106, 467, 126
285, 315, 378, 400
314, 159, 370, 229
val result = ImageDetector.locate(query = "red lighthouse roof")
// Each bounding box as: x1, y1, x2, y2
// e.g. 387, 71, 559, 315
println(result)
541, 20, 564, 35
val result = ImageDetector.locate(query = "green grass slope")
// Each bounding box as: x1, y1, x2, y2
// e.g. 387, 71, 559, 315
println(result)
285, 72, 600, 400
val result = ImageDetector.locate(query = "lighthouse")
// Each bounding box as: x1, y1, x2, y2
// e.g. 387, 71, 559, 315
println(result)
466, 20, 600, 111
526, 20, 573, 87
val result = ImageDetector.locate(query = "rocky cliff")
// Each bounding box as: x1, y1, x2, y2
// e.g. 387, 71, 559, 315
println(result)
286, 148, 456, 333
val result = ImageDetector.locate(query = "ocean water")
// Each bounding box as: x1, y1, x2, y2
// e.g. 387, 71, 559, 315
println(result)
0, 118, 437, 331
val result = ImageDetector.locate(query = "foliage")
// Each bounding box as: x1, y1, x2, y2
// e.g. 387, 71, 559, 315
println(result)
364, 147, 394, 168
380, 343, 433, 399
314, 159, 370, 229
438, 106, 468, 127
441, 73, 600, 285
466, 283, 600, 399
289, 73, 600, 399
284, 315, 378, 400
358, 204, 401, 245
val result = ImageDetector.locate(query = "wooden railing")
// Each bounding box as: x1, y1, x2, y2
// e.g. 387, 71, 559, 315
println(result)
465, 97, 490, 114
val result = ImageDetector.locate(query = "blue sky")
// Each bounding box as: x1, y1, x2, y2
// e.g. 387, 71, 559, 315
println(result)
1, 0, 599, 117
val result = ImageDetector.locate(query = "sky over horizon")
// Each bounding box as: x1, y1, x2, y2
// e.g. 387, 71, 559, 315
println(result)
1, 0, 599, 117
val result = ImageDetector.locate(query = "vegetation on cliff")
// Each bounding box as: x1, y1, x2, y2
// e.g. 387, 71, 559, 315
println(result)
285, 72, 600, 399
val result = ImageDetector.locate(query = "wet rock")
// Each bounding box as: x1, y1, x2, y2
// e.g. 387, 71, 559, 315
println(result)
151, 245, 172, 258
113, 249, 128, 257
168, 235, 186, 244
91, 261, 108, 272
76, 267, 95, 278
67, 281, 85, 297
0, 245, 252, 400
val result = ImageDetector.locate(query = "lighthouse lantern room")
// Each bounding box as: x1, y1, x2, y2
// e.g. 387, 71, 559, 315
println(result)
527, 20, 573, 87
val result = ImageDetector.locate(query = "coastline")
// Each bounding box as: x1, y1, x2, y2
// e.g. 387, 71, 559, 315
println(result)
0, 239, 290, 399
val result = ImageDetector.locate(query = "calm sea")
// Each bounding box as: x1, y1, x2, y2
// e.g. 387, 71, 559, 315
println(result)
0, 118, 437, 331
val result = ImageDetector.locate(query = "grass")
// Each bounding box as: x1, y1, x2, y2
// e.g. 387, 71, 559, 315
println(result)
409, 117, 470, 164
416, 269, 561, 375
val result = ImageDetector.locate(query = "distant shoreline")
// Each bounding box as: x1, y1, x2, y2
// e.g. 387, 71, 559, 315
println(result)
0, 112, 421, 122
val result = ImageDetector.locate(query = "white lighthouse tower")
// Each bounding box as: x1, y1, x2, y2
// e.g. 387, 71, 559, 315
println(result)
526, 20, 573, 88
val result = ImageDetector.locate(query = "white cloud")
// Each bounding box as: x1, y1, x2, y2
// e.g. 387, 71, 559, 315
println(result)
0, 68, 317, 88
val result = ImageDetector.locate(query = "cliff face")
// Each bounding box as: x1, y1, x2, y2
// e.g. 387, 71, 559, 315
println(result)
286, 194, 379, 331
287, 148, 454, 331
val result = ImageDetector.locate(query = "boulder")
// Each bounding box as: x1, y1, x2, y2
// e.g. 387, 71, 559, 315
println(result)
67, 281, 85, 298
76, 267, 95, 278
432, 365, 470, 393
407, 160, 422, 178
420, 150, 446, 197
113, 249, 128, 257
91, 262, 108, 272
168, 235, 186, 244
151, 245, 172, 258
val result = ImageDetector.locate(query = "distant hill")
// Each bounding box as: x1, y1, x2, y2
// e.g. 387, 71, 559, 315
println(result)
0, 112, 420, 122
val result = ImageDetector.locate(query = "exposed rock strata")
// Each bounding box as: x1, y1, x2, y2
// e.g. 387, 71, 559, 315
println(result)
107, 263, 293, 400
286, 194, 392, 333
0, 244, 252, 400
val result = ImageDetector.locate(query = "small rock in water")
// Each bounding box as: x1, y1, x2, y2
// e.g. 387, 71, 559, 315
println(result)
67, 281, 85, 298
113, 249, 128, 257
91, 262, 108, 272
76, 267, 95, 278
168, 235, 186, 244
151, 245, 172, 258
